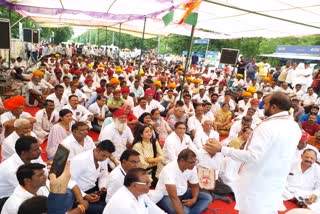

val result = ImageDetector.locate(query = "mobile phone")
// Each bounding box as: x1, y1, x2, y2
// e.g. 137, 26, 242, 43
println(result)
49, 144, 70, 178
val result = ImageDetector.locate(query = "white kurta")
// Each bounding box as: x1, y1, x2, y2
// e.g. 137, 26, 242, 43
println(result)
46, 93, 68, 112
61, 134, 96, 159
283, 161, 320, 200
88, 102, 108, 126
105, 165, 126, 203
221, 111, 302, 214
1, 131, 37, 161
1, 185, 48, 214
193, 129, 219, 150
162, 132, 197, 164
34, 109, 59, 143
98, 123, 133, 160
103, 186, 165, 214
0, 153, 46, 198
70, 149, 112, 192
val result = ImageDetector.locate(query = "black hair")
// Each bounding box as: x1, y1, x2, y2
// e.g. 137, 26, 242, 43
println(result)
150, 108, 160, 116
43, 99, 54, 107
59, 109, 72, 118
97, 140, 116, 153
54, 84, 64, 90
269, 92, 291, 111
123, 168, 146, 187
68, 95, 78, 100
119, 149, 140, 163
174, 121, 186, 129
18, 196, 47, 214
16, 163, 45, 186
138, 112, 152, 124
176, 100, 184, 106
71, 122, 88, 132
177, 149, 196, 161
15, 136, 38, 156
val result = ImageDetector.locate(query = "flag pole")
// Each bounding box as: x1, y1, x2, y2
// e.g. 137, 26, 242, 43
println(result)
179, 24, 195, 101
139, 16, 147, 70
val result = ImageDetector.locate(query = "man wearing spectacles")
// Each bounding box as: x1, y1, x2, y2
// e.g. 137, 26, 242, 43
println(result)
103, 168, 165, 214
105, 149, 140, 203
155, 149, 212, 214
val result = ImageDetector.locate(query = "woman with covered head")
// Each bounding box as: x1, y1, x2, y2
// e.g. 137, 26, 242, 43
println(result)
215, 102, 233, 136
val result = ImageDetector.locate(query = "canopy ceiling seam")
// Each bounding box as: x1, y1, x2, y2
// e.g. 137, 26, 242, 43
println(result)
203, 0, 320, 30
278, 0, 320, 17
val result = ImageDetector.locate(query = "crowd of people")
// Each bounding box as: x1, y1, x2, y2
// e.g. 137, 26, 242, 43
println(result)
0, 49, 319, 214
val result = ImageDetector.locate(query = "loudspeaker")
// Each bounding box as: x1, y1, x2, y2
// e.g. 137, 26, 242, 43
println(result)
32, 30, 39, 43
219, 48, 240, 65
23, 28, 32, 42
0, 19, 10, 49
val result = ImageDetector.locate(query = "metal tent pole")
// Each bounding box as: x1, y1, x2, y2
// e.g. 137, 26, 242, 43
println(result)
139, 16, 147, 70
8, 8, 11, 68
117, 23, 121, 61
179, 24, 195, 101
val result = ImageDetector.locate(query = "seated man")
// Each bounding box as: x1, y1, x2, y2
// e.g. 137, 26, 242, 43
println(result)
46, 84, 68, 112
299, 105, 320, 124
163, 122, 197, 165
70, 140, 118, 214
155, 149, 212, 214
1, 95, 36, 137
167, 107, 187, 130
1, 163, 47, 214
301, 113, 320, 136
88, 95, 109, 132
33, 99, 59, 143
193, 118, 219, 150
62, 122, 96, 159
187, 103, 205, 139
283, 149, 320, 209
133, 97, 151, 118
105, 149, 140, 203
99, 109, 134, 160
295, 132, 320, 163
1, 119, 37, 161
0, 136, 45, 205
103, 168, 165, 214
63, 95, 93, 128
25, 71, 49, 107
107, 89, 126, 113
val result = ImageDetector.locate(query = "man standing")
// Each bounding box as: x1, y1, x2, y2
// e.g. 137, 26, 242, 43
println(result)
245, 57, 258, 81
191, 52, 199, 66
156, 149, 212, 214
204, 92, 302, 214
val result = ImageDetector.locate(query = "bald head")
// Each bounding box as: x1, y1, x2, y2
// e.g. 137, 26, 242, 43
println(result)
269, 92, 291, 111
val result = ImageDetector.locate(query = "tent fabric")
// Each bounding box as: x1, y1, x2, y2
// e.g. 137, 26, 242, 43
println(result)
1, 0, 320, 39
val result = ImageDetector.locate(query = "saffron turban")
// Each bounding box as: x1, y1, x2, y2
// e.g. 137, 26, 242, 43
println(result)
121, 87, 130, 94
113, 109, 126, 117
3, 95, 26, 111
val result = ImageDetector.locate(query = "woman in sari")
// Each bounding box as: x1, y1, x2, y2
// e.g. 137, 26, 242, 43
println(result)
215, 103, 233, 136
47, 109, 73, 159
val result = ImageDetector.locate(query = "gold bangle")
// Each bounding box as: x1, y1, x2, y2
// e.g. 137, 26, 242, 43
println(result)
77, 204, 85, 214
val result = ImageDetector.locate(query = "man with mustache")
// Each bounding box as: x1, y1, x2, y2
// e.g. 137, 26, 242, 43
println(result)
294, 132, 320, 163
282, 149, 320, 209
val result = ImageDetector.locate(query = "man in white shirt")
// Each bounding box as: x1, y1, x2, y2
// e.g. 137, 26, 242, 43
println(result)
155, 149, 212, 214
70, 140, 118, 214
1, 163, 47, 214
204, 92, 302, 214
283, 149, 320, 209
2, 119, 37, 161
145, 89, 165, 112
301, 87, 318, 113
192, 86, 210, 104
33, 100, 59, 143
62, 122, 96, 159
88, 95, 109, 132
99, 109, 134, 160
62, 95, 93, 128
0, 136, 44, 201
133, 97, 151, 118
193, 118, 219, 150
1, 95, 36, 138
105, 149, 140, 202
130, 79, 144, 98
187, 103, 205, 139
104, 168, 165, 214
163, 122, 197, 165
46, 84, 68, 112
121, 86, 134, 109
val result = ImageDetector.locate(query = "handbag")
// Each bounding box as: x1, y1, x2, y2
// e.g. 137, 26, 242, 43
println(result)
197, 166, 216, 190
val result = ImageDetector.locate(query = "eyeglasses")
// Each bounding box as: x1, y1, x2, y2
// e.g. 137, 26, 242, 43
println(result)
135, 181, 151, 186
